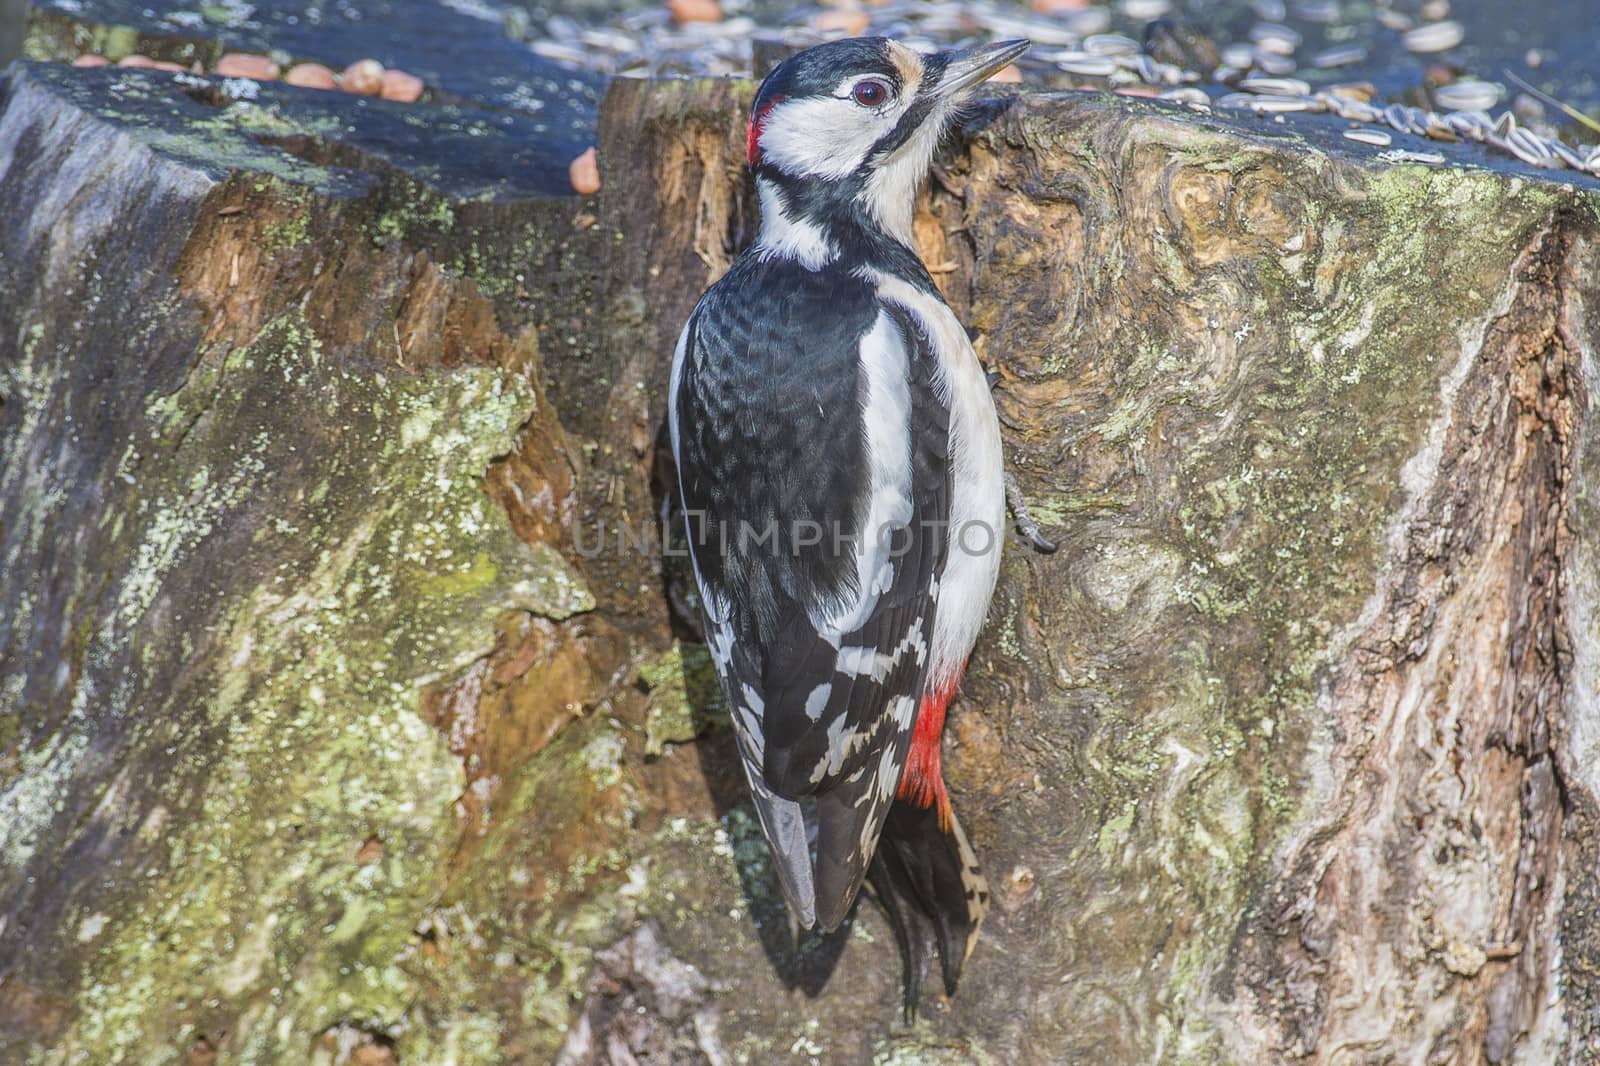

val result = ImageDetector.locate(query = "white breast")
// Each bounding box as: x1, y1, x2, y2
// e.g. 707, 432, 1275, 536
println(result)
868, 271, 1006, 690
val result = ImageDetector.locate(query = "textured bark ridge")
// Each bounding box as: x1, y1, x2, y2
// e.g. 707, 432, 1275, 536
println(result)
5, 22, 1600, 1066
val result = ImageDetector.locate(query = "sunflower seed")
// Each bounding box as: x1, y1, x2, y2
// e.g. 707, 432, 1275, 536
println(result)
1381, 149, 1447, 164
1432, 79, 1503, 112
1121, 0, 1173, 19
531, 41, 589, 64
1240, 75, 1311, 97
1254, 51, 1299, 76
1344, 127, 1393, 146
1384, 103, 1414, 133
1506, 127, 1557, 166
1249, 95, 1317, 113
1292, 0, 1340, 22
1312, 45, 1368, 69
1249, 22, 1302, 49
1548, 140, 1586, 169
1052, 53, 1119, 77
1322, 90, 1384, 123
1160, 87, 1212, 107
1221, 44, 1256, 70
1446, 109, 1493, 140
1403, 20, 1465, 53
1085, 33, 1141, 56
1252, 0, 1287, 20
1492, 110, 1517, 138
1376, 9, 1414, 30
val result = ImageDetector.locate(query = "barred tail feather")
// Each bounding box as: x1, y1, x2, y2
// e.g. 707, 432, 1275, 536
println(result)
867, 797, 989, 1016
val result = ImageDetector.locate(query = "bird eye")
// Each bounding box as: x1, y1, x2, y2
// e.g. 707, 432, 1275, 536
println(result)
851, 78, 891, 107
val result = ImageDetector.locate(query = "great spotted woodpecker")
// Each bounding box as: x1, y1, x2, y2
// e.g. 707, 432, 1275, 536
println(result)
667, 35, 1028, 1006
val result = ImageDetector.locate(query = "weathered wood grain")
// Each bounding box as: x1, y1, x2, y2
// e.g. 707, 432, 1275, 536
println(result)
5, 33, 1600, 1066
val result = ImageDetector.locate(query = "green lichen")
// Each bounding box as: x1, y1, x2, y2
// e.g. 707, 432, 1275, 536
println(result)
3, 307, 595, 1063
639, 641, 724, 757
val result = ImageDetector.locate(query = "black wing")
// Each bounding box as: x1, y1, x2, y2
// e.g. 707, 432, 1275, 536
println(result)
669, 255, 951, 930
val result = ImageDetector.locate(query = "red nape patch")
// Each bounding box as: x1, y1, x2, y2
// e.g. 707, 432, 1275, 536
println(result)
898, 669, 964, 832
746, 95, 784, 167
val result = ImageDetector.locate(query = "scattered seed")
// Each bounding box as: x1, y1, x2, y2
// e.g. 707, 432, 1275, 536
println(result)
1423, 117, 1459, 141
1402, 20, 1465, 54
1248, 95, 1316, 113
380, 69, 425, 102
1380, 148, 1446, 164
1220, 42, 1256, 70
1239, 75, 1310, 97
1292, 0, 1339, 23
1121, 0, 1172, 18
1084, 33, 1140, 56
284, 62, 339, 89
117, 55, 158, 68
569, 146, 602, 195
1344, 127, 1393, 146
1375, 9, 1413, 31
1254, 52, 1299, 76
216, 52, 280, 80
1433, 79, 1502, 112
1311, 45, 1367, 69
1506, 127, 1557, 166
667, 0, 724, 24
1548, 140, 1587, 170
71, 54, 110, 68
813, 9, 869, 35
341, 59, 385, 95
1051, 52, 1118, 77
1445, 110, 1490, 140
1249, 22, 1302, 49
1160, 87, 1212, 107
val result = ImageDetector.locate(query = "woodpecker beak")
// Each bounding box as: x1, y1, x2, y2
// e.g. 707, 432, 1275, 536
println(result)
932, 38, 1030, 98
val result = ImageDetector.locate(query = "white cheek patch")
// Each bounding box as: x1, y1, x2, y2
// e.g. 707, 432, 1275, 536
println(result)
858, 99, 954, 244
758, 89, 912, 179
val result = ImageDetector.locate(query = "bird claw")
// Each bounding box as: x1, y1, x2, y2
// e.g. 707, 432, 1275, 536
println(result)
1004, 470, 1058, 554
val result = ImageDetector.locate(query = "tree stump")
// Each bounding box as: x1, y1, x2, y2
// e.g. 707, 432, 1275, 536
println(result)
4, 10, 1600, 1063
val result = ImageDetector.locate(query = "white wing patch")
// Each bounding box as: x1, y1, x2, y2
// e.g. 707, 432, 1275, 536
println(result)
812, 310, 914, 637
804, 683, 832, 721
836, 617, 928, 681
867, 270, 1005, 691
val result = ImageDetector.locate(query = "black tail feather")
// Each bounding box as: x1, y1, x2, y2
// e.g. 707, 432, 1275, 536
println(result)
865, 798, 989, 1017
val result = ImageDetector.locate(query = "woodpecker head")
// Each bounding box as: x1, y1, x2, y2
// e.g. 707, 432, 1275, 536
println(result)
747, 36, 1029, 257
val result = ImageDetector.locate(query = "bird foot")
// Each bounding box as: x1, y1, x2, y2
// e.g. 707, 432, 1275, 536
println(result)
1004, 470, 1058, 554
984, 365, 1058, 555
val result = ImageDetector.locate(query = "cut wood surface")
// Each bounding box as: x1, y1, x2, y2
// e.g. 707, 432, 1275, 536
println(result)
4, 4, 1600, 1063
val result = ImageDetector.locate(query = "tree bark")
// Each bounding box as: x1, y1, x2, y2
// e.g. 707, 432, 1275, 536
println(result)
4, 17, 1600, 1066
